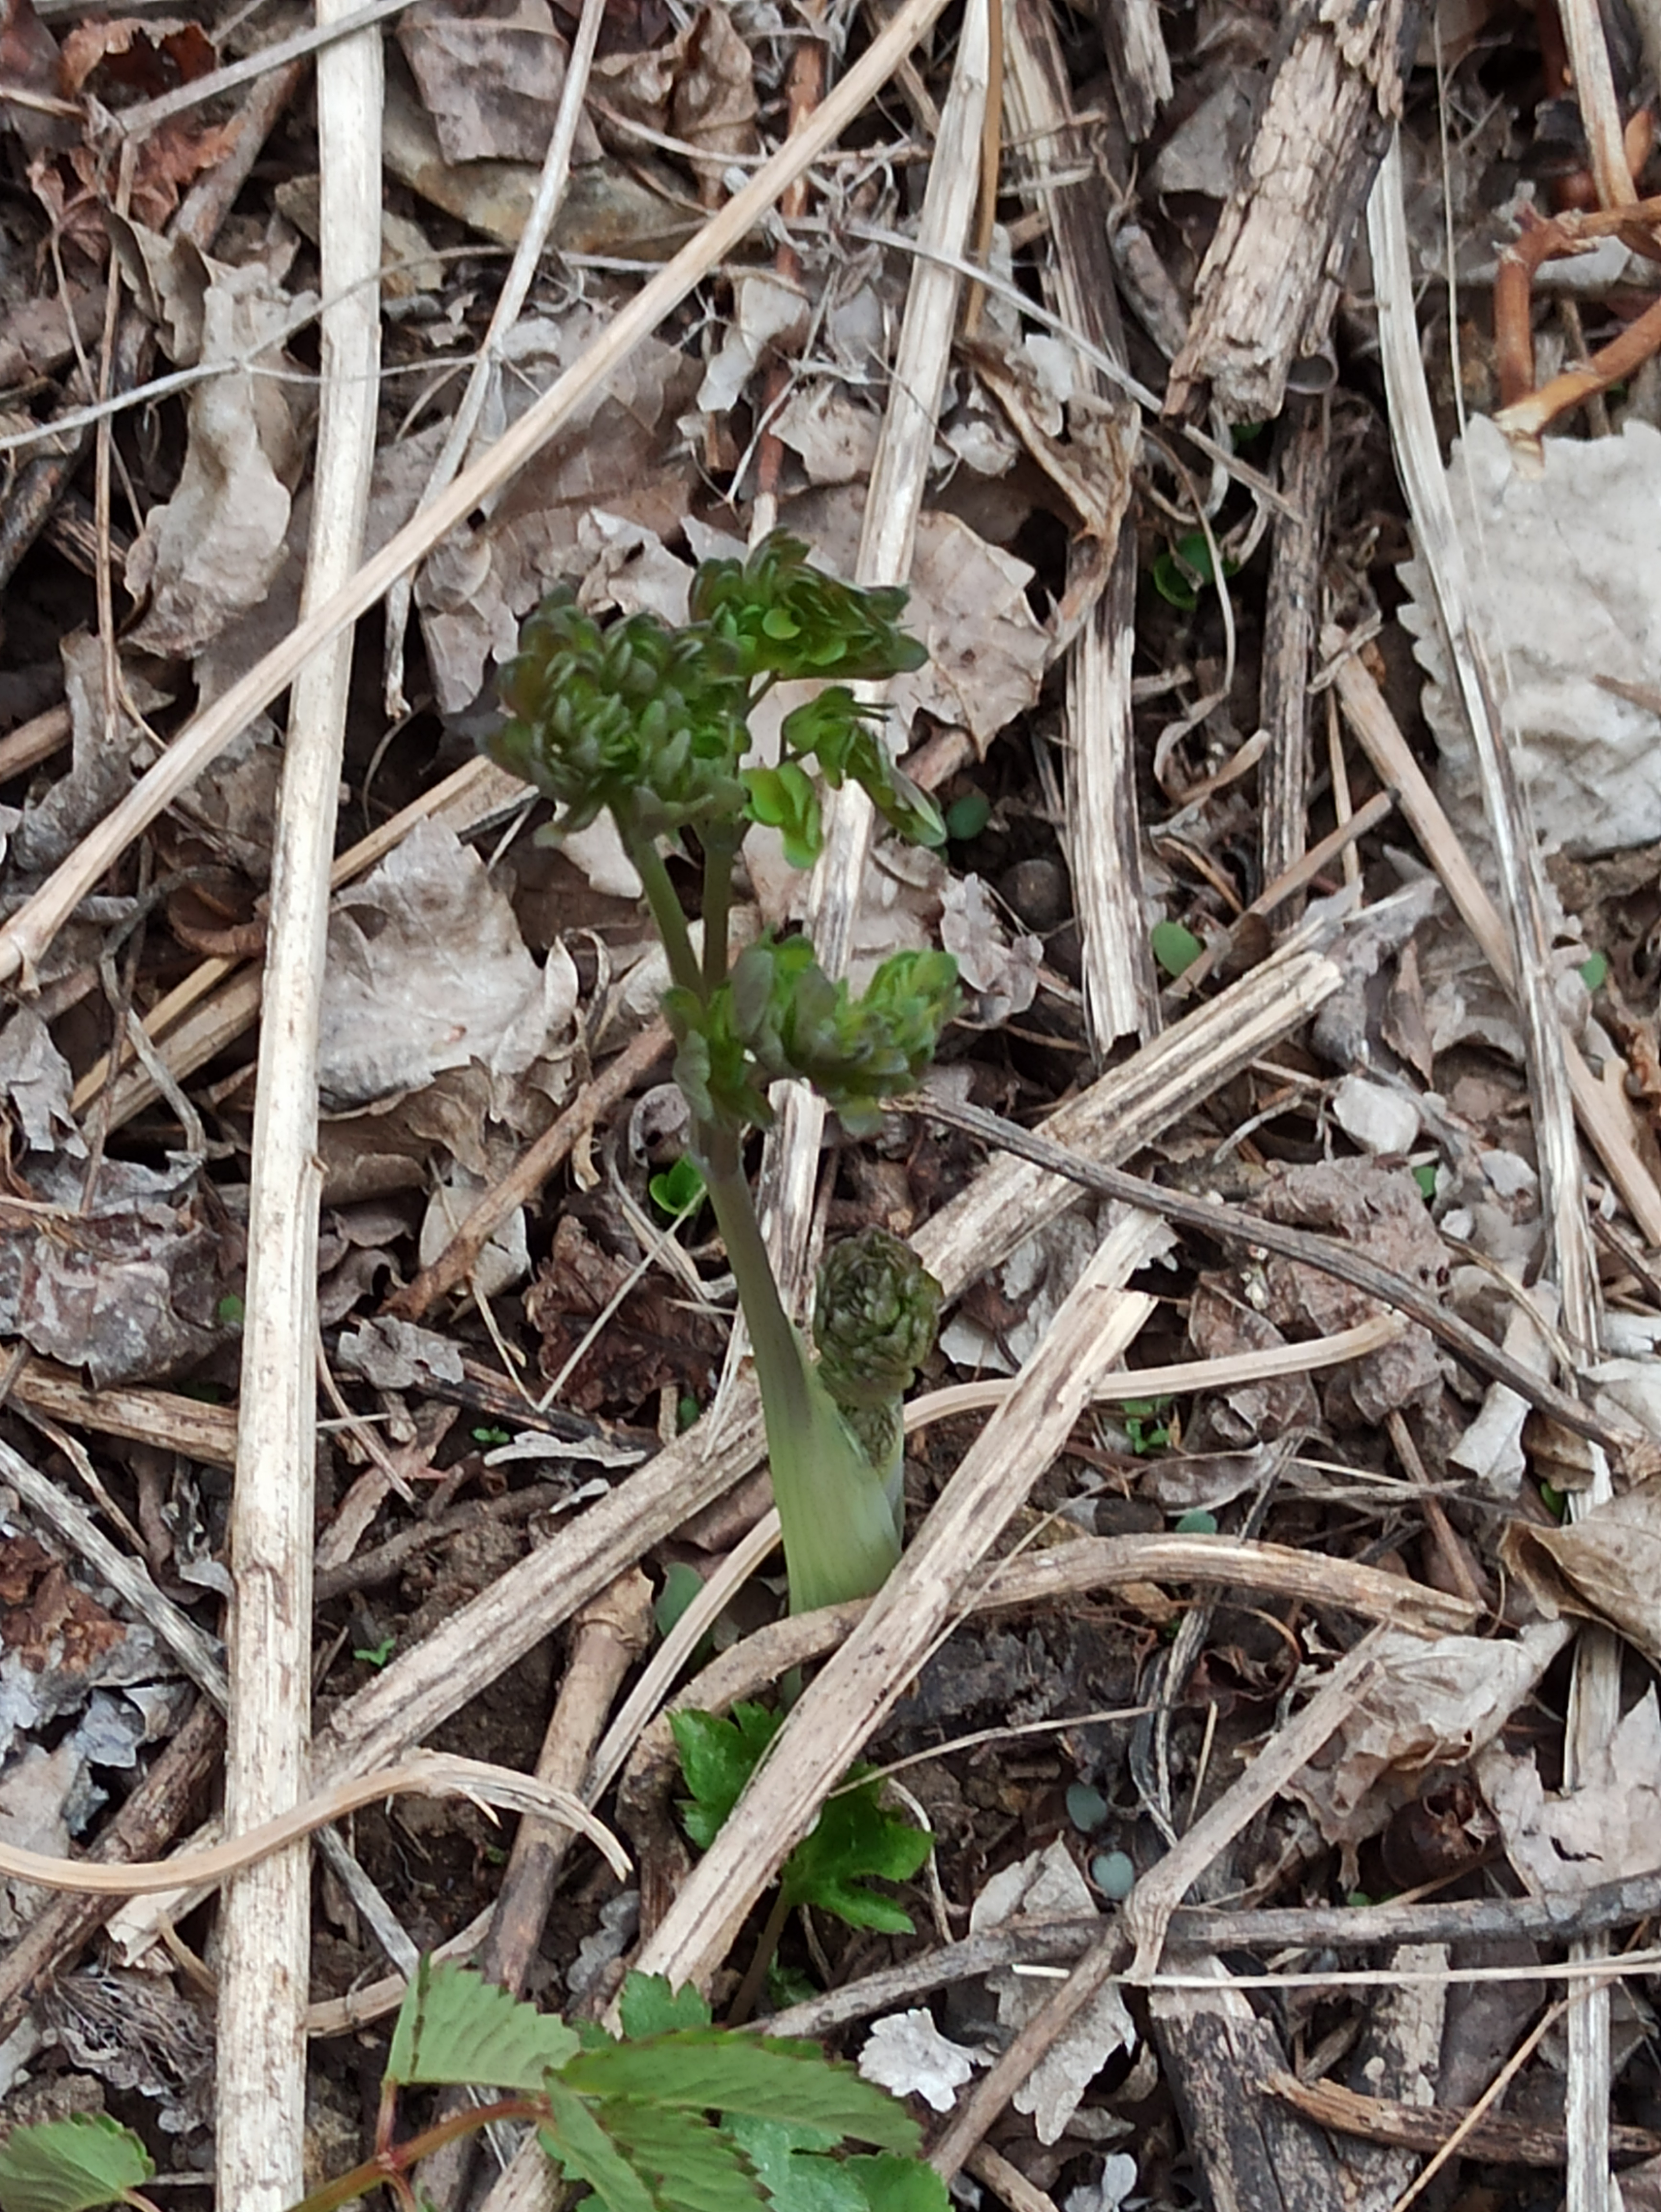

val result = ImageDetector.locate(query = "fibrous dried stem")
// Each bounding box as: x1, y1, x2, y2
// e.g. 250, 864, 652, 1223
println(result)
1259, 393, 1329, 911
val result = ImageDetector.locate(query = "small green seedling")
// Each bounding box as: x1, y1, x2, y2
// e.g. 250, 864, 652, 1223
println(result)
943, 788, 991, 843
353, 1635, 397, 1668
0, 1965, 944, 2212
673, 1704, 932, 1935
1120, 1395, 1174, 1454
1150, 528, 1239, 612
472, 1423, 513, 1446
490, 535, 956, 1614
649, 1153, 707, 1220
1150, 919, 1203, 979
1578, 951, 1609, 991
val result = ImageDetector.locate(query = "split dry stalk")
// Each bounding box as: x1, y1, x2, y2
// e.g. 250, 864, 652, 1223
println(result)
1371, 133, 1620, 2212
214, 7, 383, 2202
757, 0, 991, 1322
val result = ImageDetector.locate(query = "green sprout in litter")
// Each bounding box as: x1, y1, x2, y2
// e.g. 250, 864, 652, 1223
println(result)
490, 534, 956, 1615
0, 1964, 945, 2212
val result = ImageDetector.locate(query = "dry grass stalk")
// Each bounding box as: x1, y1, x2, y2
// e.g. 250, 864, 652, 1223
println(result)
1327, 630, 1661, 1244
212, 9, 384, 2202
1004, 0, 1152, 1052
1369, 133, 1619, 2212
761, 0, 992, 1322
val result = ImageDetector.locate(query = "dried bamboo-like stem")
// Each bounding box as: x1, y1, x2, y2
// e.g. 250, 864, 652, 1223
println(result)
629, 1215, 1166, 1993
1368, 132, 1617, 2212
213, 10, 383, 2205
1557, 0, 1637, 212
1004, 0, 1152, 1053
1259, 394, 1329, 911
762, 0, 991, 1321
0, 0, 955, 993
1327, 632, 1661, 1244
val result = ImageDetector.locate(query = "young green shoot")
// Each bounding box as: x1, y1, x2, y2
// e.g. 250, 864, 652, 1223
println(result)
0, 1965, 945, 2212
491, 535, 956, 1612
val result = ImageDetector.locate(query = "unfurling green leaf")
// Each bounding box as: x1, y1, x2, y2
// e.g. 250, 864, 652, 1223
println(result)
649, 1154, 707, 1219
743, 762, 824, 870
778, 694, 945, 851
386, 1958, 579, 2090
673, 1706, 931, 1934
779, 1771, 933, 1933
671, 1703, 786, 1848
1150, 918, 1204, 978
618, 1971, 714, 2037
0, 2115, 155, 2212
690, 534, 926, 684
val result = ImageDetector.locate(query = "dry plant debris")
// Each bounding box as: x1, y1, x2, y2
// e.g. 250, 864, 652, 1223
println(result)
7, 0, 1661, 2207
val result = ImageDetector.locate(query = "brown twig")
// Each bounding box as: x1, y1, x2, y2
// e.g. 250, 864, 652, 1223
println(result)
0, 1697, 223, 2046
1266, 2071, 1661, 2169
895, 1093, 1648, 1464
384, 1020, 671, 1321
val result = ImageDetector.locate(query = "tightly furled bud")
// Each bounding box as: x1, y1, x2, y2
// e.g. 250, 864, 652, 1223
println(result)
814, 1228, 942, 1409
814, 1227, 942, 1487
491, 594, 747, 840
690, 532, 928, 683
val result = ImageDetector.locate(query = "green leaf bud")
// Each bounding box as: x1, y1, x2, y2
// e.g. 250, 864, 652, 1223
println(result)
689, 532, 927, 684
815, 1229, 942, 1407
490, 592, 749, 840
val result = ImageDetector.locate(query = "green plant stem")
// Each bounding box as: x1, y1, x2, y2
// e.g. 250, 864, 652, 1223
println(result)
700, 820, 739, 994
624, 830, 703, 999
288, 2097, 542, 2212
698, 1125, 900, 1613
698, 1125, 815, 1439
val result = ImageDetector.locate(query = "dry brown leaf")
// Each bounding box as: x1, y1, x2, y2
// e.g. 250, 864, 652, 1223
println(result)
1500, 1474, 1661, 1665
414, 310, 698, 710
318, 818, 579, 1111
125, 254, 313, 656
1186, 1277, 1320, 1443
398, 0, 601, 166
1257, 1160, 1446, 1426
525, 1211, 723, 1415
669, 2, 758, 201
784, 492, 1051, 752
11, 633, 170, 882
1285, 1623, 1565, 1881
0, 1160, 229, 1385
1477, 1686, 1661, 1895
0, 1008, 84, 1157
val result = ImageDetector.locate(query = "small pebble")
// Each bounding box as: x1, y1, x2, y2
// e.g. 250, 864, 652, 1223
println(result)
1092, 1850, 1137, 1901
999, 856, 1069, 931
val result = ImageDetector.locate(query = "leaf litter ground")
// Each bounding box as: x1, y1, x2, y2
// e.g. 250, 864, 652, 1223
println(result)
7, 0, 1661, 2208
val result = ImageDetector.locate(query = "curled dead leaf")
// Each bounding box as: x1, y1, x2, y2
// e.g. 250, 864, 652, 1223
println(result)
1500, 1475, 1661, 1666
